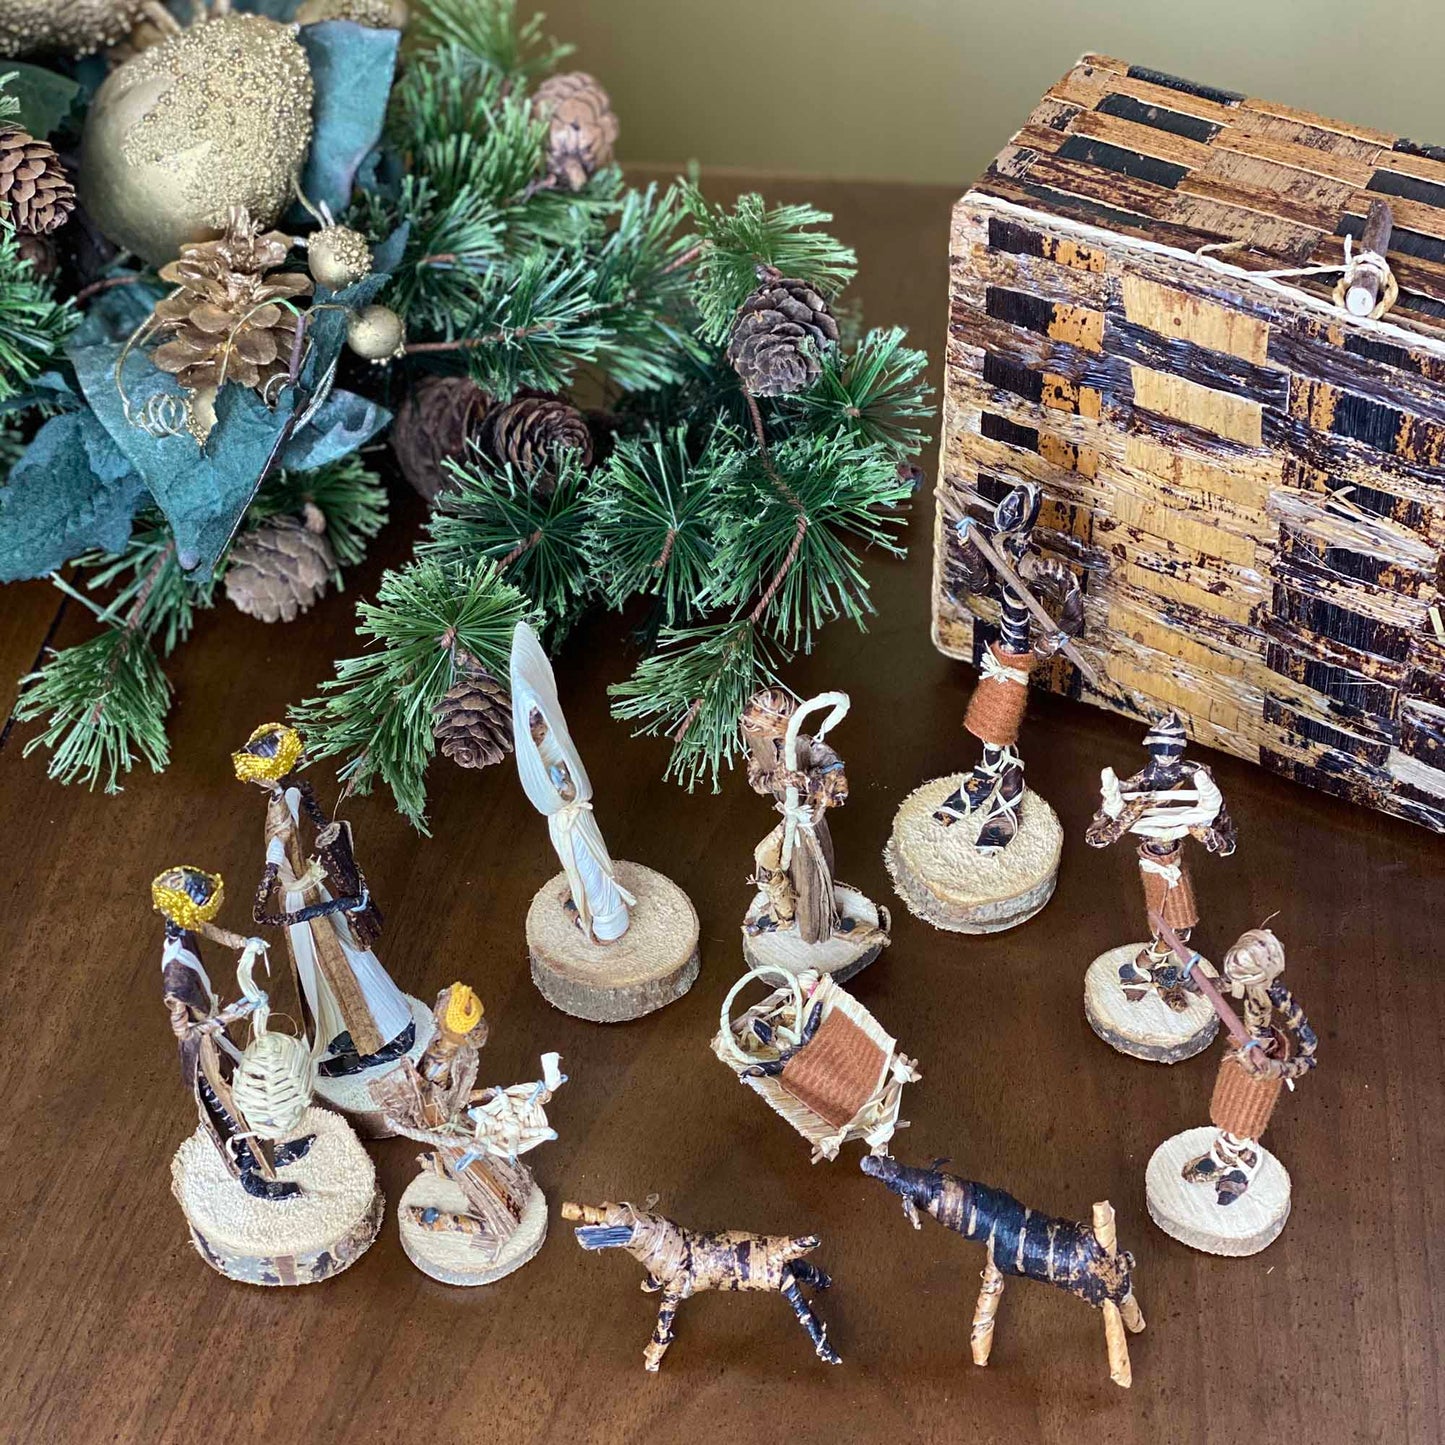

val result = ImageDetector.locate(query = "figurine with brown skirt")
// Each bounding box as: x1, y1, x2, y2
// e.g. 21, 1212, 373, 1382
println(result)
740, 688, 890, 981
886, 480, 1084, 932
563, 1198, 841, 1370
154, 867, 382, 1286
1084, 714, 1238, 1063
1146, 923, 1319, 1256
233, 723, 433, 1134
370, 984, 566, 1286
860, 1155, 1145, 1387
511, 621, 700, 1022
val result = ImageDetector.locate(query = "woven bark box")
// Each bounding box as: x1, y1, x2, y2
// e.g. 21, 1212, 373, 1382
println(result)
933, 52, 1445, 832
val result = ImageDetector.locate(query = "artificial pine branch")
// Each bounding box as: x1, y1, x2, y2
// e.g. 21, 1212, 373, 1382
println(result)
609, 619, 780, 791
290, 558, 534, 830
410, 0, 574, 82
679, 183, 857, 344
0, 218, 75, 401
424, 447, 594, 633
585, 422, 731, 621
784, 326, 932, 455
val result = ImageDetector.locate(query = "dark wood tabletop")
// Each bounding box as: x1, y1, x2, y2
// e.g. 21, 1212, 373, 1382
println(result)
1, 174, 1439, 1445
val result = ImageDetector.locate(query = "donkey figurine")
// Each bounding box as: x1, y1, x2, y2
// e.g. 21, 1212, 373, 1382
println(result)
562, 1200, 841, 1370
860, 1156, 1146, 1386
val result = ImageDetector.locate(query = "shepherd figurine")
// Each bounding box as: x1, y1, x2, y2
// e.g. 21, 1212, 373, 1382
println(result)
1083, 714, 1238, 1063
886, 480, 1085, 933
1145, 921, 1319, 1256
740, 688, 889, 981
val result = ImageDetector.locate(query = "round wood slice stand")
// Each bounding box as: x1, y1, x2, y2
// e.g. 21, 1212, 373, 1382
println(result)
741, 883, 890, 983
313, 993, 437, 1138
884, 774, 1062, 934
397, 1173, 549, 1286
1084, 945, 1219, 1064
527, 860, 700, 1023
1146, 1125, 1291, 1256
171, 1106, 383, 1286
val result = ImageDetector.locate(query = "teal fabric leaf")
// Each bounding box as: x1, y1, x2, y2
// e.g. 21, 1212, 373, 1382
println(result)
299, 22, 400, 217
4, 63, 81, 138
282, 388, 391, 470
0, 409, 145, 580
68, 336, 293, 576
72, 277, 166, 347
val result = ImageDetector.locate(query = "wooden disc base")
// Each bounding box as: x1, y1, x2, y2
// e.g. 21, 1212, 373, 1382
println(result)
312, 993, 437, 1139
884, 774, 1062, 934
741, 883, 890, 983
1084, 946, 1220, 1064
1146, 1125, 1291, 1256
171, 1106, 382, 1286
398, 1173, 549, 1286
527, 860, 700, 1023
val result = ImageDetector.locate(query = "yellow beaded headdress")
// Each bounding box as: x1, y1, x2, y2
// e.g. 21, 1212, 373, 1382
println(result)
232, 722, 304, 783
443, 983, 485, 1037
152, 867, 224, 929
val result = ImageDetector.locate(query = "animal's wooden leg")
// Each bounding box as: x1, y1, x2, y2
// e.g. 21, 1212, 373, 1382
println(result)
1092, 1201, 1134, 1389
790, 1259, 832, 1291
970, 1252, 1006, 1366
781, 1275, 840, 1364
1119, 1291, 1146, 1334
643, 1290, 683, 1372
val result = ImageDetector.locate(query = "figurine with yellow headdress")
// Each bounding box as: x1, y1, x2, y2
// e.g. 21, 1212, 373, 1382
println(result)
369, 983, 567, 1286
233, 722, 431, 1135
154, 867, 383, 1286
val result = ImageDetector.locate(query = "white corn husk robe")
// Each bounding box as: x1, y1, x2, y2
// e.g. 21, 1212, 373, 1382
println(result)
510, 623, 634, 943
269, 787, 412, 1061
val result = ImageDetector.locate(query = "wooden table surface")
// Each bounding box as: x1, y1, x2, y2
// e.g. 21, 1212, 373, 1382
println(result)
1, 175, 1439, 1445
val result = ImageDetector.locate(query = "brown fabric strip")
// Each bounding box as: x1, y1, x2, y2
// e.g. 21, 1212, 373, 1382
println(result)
780, 1010, 887, 1129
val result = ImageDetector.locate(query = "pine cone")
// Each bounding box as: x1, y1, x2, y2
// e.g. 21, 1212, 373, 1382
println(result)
433, 652, 514, 770
726, 269, 839, 396
392, 375, 492, 504
0, 126, 75, 235
485, 391, 593, 488
532, 72, 619, 191
150, 207, 313, 396
225, 515, 335, 623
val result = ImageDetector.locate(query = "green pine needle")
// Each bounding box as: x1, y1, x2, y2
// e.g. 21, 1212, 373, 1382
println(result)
586, 422, 733, 622
609, 619, 779, 791
410, 0, 573, 82
786, 327, 933, 456
679, 184, 858, 344
15, 626, 171, 792
291, 558, 534, 831
708, 432, 913, 648
424, 447, 595, 635
0, 220, 76, 402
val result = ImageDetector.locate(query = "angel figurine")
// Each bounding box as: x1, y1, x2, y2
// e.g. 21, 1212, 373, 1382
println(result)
511, 622, 699, 1022
886, 480, 1084, 933
1146, 927, 1319, 1255
153, 867, 382, 1285
370, 984, 566, 1285
740, 689, 889, 981
233, 722, 429, 1131
1084, 714, 1238, 1063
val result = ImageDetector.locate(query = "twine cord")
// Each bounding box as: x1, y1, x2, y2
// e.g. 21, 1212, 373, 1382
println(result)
1196, 233, 1398, 319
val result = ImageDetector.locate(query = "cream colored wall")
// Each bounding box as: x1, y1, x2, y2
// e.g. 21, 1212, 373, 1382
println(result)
543, 0, 1444, 185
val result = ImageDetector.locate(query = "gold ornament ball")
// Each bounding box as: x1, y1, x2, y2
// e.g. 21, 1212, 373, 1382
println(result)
308, 224, 372, 290
346, 304, 404, 362
294, 0, 409, 28
78, 14, 314, 266
0, 0, 147, 57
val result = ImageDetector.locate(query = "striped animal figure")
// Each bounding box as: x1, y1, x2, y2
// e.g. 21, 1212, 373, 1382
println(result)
860, 1156, 1146, 1387
562, 1200, 841, 1371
